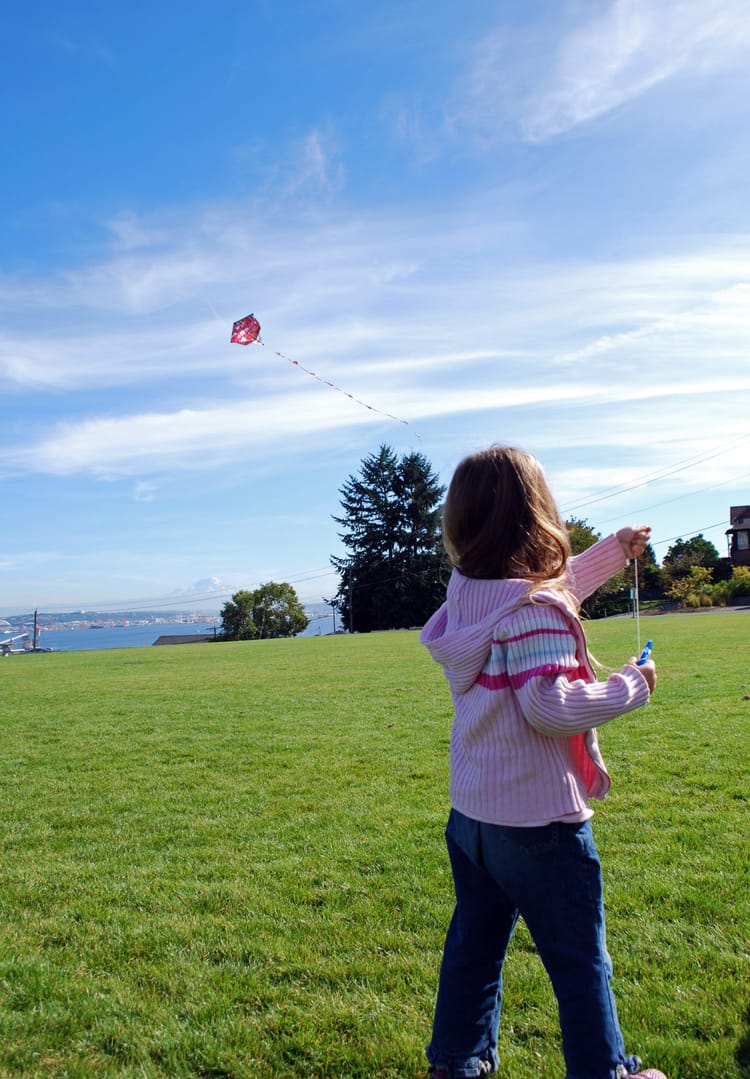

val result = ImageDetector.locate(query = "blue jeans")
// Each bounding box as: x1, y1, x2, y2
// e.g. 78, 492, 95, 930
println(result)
427, 810, 642, 1079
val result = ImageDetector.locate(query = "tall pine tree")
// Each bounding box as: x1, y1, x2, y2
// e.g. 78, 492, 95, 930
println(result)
331, 445, 447, 631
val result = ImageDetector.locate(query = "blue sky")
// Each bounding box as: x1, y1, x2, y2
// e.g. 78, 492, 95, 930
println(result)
3, 0, 750, 616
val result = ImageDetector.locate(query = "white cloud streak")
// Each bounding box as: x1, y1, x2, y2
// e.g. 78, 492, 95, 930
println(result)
7, 361, 750, 481
456, 0, 750, 142
2, 199, 749, 482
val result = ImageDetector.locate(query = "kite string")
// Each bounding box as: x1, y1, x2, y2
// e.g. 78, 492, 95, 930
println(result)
633, 556, 641, 655
260, 341, 416, 433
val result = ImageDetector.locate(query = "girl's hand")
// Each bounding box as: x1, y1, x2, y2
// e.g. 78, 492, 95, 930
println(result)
617, 525, 651, 560
629, 657, 657, 693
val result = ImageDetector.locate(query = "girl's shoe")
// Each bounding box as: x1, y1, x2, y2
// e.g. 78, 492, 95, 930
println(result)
428, 1063, 492, 1079
617, 1066, 667, 1079
430, 1067, 664, 1079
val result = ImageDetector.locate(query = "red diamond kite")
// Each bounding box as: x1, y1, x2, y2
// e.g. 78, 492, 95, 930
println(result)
230, 313, 262, 346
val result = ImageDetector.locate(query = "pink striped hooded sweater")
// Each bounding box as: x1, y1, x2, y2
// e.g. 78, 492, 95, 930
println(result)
420, 534, 651, 826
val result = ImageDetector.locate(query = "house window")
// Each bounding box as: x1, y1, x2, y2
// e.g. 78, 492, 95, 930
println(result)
737, 530, 750, 550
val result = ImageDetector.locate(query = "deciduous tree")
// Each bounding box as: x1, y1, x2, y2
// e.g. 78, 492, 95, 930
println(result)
221, 582, 308, 640
663, 535, 722, 580
220, 589, 258, 640
565, 518, 638, 617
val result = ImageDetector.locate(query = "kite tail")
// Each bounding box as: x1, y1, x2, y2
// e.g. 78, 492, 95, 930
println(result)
266, 344, 416, 433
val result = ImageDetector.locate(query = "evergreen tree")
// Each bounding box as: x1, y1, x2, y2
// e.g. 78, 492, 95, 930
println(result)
331, 445, 447, 631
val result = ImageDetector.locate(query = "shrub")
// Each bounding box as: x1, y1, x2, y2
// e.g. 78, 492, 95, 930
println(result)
668, 566, 714, 608
731, 565, 750, 596
711, 581, 731, 607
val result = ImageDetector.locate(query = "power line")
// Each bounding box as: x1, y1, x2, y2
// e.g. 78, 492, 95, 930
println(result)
650, 520, 731, 551
9, 434, 750, 620
8, 567, 340, 619
561, 433, 750, 515
558, 433, 748, 555
594, 472, 747, 523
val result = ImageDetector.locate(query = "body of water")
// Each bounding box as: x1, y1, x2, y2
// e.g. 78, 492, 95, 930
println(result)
34, 623, 220, 652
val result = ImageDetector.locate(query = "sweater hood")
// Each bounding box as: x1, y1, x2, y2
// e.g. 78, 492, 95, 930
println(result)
420, 571, 531, 694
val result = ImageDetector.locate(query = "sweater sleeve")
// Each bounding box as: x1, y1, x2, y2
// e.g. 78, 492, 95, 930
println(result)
567, 533, 627, 602
505, 604, 650, 737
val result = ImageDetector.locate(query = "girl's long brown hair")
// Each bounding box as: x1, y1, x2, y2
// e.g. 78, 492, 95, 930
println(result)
442, 446, 572, 593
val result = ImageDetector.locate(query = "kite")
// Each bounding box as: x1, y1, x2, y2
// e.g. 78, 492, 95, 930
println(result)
230, 314, 262, 346
230, 313, 414, 431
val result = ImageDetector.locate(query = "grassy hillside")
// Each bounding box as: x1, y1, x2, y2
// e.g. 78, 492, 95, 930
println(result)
0, 613, 747, 1077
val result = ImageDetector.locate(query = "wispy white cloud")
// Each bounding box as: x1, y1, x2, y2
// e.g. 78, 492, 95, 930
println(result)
523, 0, 750, 140
6, 391, 385, 478
106, 213, 169, 252
272, 126, 346, 199
8, 367, 750, 481
0, 549, 63, 572
2, 200, 749, 485
3, 202, 748, 381
551, 280, 750, 367
48, 30, 117, 70
5, 3, 750, 613
380, 92, 446, 165
454, 0, 750, 143
133, 480, 157, 502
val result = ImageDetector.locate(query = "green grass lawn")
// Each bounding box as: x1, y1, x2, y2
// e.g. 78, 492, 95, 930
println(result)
0, 613, 748, 1078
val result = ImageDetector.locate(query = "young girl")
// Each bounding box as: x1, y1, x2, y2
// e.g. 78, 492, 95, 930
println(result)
420, 446, 665, 1079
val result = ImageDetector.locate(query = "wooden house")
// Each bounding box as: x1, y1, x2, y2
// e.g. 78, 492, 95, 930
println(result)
726, 506, 750, 567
